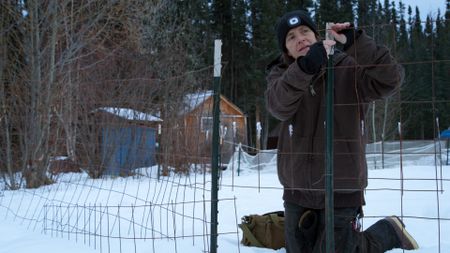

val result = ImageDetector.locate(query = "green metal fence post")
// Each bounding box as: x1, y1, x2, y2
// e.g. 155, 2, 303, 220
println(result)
325, 23, 335, 253
210, 39, 222, 253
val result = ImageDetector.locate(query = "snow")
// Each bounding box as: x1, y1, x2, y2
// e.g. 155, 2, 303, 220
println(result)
96, 107, 162, 122
182, 90, 213, 113
1, 145, 449, 253
0, 219, 96, 253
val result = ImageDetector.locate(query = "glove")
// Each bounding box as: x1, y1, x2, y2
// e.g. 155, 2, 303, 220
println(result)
339, 24, 359, 51
298, 210, 318, 245
297, 42, 327, 75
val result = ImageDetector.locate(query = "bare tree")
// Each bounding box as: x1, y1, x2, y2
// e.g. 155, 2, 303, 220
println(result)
0, 1, 23, 189
1, 0, 215, 188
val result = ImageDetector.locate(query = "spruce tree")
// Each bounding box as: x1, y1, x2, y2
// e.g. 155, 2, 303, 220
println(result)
317, 0, 339, 32
434, 2, 450, 131
211, 0, 250, 103
356, 0, 378, 30
397, 1, 409, 61
284, 0, 314, 12
315, 0, 356, 35
401, 6, 430, 138
339, 0, 356, 22
247, 0, 283, 148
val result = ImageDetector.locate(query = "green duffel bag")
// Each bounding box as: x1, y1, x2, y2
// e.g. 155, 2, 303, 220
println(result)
238, 211, 285, 250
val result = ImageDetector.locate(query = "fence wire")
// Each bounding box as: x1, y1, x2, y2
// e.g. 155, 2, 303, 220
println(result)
1, 15, 450, 253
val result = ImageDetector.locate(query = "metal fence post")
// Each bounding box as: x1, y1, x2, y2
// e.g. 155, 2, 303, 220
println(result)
210, 39, 222, 253
325, 22, 335, 253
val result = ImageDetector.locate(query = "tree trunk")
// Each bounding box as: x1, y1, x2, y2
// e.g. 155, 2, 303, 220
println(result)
0, 16, 17, 188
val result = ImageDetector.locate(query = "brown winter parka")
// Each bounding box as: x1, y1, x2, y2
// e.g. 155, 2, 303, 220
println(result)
265, 30, 404, 209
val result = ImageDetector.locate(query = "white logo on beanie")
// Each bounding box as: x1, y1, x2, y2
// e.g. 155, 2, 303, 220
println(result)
288, 17, 299, 26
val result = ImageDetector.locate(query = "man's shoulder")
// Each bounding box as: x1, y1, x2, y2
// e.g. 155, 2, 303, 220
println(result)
266, 53, 294, 74
333, 49, 350, 66
266, 54, 283, 73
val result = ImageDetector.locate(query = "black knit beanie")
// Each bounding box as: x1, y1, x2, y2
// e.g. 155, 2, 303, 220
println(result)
276, 10, 318, 53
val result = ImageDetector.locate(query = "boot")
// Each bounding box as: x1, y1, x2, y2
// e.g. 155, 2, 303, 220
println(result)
384, 216, 419, 250
365, 216, 419, 251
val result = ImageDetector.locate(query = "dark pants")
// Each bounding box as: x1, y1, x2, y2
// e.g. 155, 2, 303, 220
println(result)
284, 201, 399, 253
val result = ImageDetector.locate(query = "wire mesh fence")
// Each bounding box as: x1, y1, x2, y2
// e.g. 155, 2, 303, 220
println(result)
1, 2, 450, 252
1, 167, 241, 253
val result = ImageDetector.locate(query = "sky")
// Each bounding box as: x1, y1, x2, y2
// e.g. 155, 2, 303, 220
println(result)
0, 142, 448, 253
392, 0, 447, 19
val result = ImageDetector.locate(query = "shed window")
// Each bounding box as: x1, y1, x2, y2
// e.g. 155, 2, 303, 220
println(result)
201, 117, 213, 132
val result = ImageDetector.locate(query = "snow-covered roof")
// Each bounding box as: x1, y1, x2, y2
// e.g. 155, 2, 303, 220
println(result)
96, 107, 162, 122
181, 90, 245, 116
182, 90, 213, 113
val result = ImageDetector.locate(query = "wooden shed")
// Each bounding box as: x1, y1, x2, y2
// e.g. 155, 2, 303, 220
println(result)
180, 91, 247, 164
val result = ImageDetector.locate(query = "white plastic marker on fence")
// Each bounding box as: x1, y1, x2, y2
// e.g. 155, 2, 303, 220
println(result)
256, 121, 262, 142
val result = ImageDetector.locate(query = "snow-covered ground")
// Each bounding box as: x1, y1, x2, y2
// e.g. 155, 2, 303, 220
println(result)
0, 144, 449, 253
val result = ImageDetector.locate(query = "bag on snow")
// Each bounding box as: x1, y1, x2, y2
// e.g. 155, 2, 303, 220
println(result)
238, 211, 285, 250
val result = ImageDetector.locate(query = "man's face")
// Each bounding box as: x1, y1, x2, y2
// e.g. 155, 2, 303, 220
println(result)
285, 25, 318, 59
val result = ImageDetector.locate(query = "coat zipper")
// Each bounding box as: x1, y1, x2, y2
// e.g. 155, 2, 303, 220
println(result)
309, 71, 325, 96
308, 71, 325, 161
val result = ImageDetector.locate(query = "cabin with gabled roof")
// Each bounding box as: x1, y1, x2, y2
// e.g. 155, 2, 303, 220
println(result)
180, 90, 247, 165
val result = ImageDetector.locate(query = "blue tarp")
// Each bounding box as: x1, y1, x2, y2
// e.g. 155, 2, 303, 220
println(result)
102, 126, 157, 175
440, 130, 450, 139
